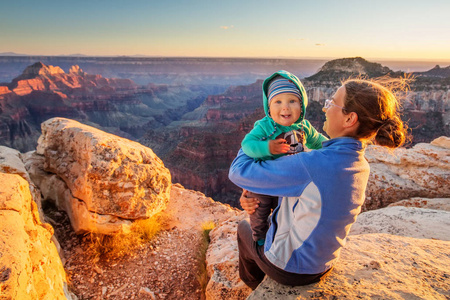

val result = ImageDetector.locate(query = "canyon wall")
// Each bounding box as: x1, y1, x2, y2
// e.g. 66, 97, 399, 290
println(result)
141, 57, 450, 205
2, 58, 449, 206
0, 62, 213, 152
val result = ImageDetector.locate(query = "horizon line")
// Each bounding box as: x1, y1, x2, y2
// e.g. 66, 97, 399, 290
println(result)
1, 52, 450, 63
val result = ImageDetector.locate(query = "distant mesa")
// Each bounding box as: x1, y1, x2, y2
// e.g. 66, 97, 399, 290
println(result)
6, 61, 137, 95
0, 51, 28, 56
413, 64, 450, 78
69, 65, 85, 75
18, 61, 65, 79
306, 57, 396, 82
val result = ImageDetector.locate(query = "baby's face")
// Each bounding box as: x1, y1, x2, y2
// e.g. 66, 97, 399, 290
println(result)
269, 93, 302, 126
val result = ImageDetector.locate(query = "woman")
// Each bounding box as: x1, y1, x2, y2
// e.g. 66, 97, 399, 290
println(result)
228, 78, 408, 289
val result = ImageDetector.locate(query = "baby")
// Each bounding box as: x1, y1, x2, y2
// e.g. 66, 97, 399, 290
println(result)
241, 70, 328, 245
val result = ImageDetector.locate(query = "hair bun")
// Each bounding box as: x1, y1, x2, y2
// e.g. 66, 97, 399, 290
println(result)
375, 116, 406, 148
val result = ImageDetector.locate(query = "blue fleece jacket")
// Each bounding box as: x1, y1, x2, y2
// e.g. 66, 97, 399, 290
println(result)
229, 137, 370, 274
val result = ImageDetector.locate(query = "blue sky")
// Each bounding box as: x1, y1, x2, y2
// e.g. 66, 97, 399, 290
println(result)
1, 0, 449, 61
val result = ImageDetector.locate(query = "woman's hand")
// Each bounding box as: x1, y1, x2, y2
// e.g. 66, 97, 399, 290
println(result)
269, 139, 290, 155
240, 189, 260, 214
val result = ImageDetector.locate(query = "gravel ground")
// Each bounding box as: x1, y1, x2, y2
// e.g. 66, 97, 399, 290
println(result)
46, 205, 204, 300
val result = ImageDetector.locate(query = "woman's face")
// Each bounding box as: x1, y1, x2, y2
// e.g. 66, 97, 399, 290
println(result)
322, 85, 348, 139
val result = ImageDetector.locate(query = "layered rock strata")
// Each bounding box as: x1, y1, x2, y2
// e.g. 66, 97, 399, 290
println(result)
247, 233, 449, 300
364, 136, 450, 210
0, 62, 211, 152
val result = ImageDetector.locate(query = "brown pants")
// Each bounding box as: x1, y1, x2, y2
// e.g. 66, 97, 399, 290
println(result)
246, 191, 278, 242
237, 219, 331, 290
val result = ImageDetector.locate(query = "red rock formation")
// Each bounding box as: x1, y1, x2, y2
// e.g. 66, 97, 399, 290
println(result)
0, 62, 181, 152
9, 62, 138, 96
0, 85, 11, 96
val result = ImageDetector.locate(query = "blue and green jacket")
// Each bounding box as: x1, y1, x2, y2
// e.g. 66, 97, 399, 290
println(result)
241, 70, 327, 160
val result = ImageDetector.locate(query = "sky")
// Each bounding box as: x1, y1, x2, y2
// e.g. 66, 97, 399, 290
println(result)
1, 0, 450, 61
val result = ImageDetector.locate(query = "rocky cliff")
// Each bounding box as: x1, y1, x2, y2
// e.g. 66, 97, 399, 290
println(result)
0, 120, 239, 299
413, 64, 450, 78
0, 151, 74, 299
2, 58, 449, 206
0, 119, 448, 299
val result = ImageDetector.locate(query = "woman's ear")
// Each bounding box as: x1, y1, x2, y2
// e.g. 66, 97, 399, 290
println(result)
344, 112, 358, 128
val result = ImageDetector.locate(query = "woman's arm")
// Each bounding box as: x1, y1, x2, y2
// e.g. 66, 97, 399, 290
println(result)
240, 189, 260, 214
229, 149, 311, 197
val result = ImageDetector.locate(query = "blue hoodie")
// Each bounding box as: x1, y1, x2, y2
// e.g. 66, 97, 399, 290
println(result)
229, 137, 369, 274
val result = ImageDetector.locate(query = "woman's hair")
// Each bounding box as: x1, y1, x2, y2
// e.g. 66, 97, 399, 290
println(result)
342, 77, 409, 148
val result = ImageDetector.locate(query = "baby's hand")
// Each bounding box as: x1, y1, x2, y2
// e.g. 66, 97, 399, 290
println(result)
269, 139, 290, 155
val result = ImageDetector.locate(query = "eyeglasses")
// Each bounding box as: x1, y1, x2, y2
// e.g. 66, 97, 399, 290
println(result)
324, 99, 346, 111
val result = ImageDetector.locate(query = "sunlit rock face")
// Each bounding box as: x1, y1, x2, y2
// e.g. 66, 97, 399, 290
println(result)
205, 212, 252, 300
349, 206, 450, 240
388, 197, 450, 211
0, 85, 11, 95
0, 173, 71, 300
30, 117, 171, 234
206, 202, 450, 299
364, 136, 450, 210
9, 62, 137, 96
0, 146, 46, 221
0, 146, 32, 183
247, 234, 449, 300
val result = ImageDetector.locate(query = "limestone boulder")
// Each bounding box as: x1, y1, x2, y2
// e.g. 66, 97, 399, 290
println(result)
248, 234, 450, 300
205, 200, 450, 299
0, 173, 71, 299
364, 136, 450, 210
388, 197, 450, 211
27, 151, 131, 234
0, 146, 31, 182
349, 206, 450, 241
205, 212, 252, 300
32, 117, 171, 234
0, 146, 45, 221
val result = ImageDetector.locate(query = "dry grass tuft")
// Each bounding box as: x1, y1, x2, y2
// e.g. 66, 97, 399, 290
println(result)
196, 221, 216, 294
85, 213, 163, 260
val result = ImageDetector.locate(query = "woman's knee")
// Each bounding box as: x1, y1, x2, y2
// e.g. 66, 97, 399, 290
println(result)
237, 219, 248, 236
237, 219, 251, 242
